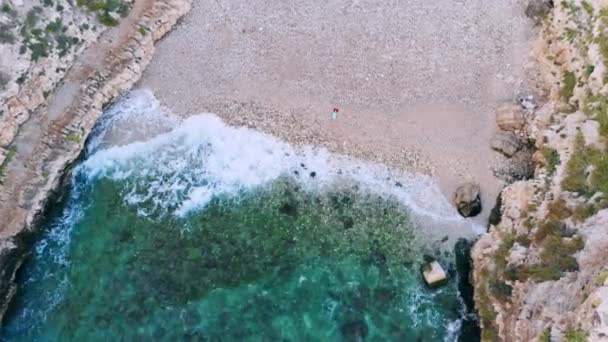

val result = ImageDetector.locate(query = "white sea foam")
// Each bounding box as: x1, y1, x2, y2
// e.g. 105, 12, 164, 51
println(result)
77, 90, 484, 236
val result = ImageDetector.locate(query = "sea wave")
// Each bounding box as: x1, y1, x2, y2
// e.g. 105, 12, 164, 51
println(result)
77, 90, 482, 236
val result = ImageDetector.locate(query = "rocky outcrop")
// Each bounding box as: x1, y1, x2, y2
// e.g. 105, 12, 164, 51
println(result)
473, 1, 608, 341
0, 0, 191, 322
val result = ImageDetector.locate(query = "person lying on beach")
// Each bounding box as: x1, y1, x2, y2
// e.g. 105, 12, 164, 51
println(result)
332, 107, 339, 120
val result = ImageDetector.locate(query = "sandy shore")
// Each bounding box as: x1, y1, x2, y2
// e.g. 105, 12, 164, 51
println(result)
139, 0, 537, 223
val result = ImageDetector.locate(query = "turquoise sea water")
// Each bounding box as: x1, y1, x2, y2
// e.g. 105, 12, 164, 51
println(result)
1, 91, 480, 341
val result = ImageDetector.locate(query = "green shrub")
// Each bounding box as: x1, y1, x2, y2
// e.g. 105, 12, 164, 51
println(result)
591, 153, 608, 194
562, 132, 592, 195
98, 12, 118, 26
45, 18, 63, 33
488, 275, 513, 302
584, 64, 595, 77
584, 94, 608, 133
77, 0, 129, 26
542, 147, 561, 176
64, 133, 81, 143
494, 233, 515, 270
560, 71, 577, 101
0, 146, 17, 180
527, 235, 584, 281
564, 328, 588, 342
535, 220, 563, 242
582, 1, 594, 16
547, 198, 572, 221
572, 203, 597, 222
476, 282, 499, 341
540, 327, 551, 342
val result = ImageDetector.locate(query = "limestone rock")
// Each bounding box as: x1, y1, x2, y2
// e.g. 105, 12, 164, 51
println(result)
532, 149, 546, 167
581, 120, 601, 148
454, 183, 482, 217
491, 131, 522, 157
422, 260, 448, 287
496, 104, 525, 131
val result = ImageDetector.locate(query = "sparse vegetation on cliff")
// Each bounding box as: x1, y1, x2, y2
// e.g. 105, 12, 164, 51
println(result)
562, 131, 608, 203
76, 0, 130, 26
0, 146, 16, 183
541, 146, 561, 175
560, 71, 576, 101
564, 328, 588, 342
474, 1, 608, 339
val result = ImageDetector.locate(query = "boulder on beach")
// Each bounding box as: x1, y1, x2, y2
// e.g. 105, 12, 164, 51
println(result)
422, 260, 448, 287
525, 0, 553, 25
454, 183, 482, 217
496, 104, 525, 131
490, 131, 522, 157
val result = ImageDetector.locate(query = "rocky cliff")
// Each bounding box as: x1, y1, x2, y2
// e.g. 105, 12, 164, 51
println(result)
473, 0, 608, 341
0, 0, 191, 322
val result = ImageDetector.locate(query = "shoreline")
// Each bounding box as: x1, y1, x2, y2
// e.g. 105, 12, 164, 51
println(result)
139, 0, 540, 225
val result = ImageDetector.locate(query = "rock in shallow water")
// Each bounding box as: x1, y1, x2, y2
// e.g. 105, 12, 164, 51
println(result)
341, 320, 368, 342
421, 260, 448, 287
453, 183, 482, 217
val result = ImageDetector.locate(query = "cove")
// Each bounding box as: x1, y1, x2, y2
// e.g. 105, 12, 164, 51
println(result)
1, 91, 480, 341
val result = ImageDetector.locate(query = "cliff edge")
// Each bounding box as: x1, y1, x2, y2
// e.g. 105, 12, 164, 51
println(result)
0, 0, 191, 322
473, 0, 608, 341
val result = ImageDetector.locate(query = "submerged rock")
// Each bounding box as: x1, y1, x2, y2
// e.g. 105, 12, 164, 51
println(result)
496, 104, 525, 131
453, 183, 482, 217
421, 260, 448, 287
340, 320, 368, 342
490, 131, 522, 157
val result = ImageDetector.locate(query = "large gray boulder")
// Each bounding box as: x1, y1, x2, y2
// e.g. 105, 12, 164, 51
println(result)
454, 183, 482, 217
490, 131, 522, 157
525, 0, 553, 25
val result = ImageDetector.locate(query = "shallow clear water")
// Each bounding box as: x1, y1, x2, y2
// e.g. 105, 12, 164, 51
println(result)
1, 91, 480, 341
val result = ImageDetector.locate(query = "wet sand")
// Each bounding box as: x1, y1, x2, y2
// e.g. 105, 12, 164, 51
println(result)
139, 0, 537, 223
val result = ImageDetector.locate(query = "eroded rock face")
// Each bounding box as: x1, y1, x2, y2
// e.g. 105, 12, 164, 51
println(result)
496, 104, 525, 131
454, 183, 482, 218
490, 131, 522, 157
0, 0, 192, 323
473, 1, 608, 340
